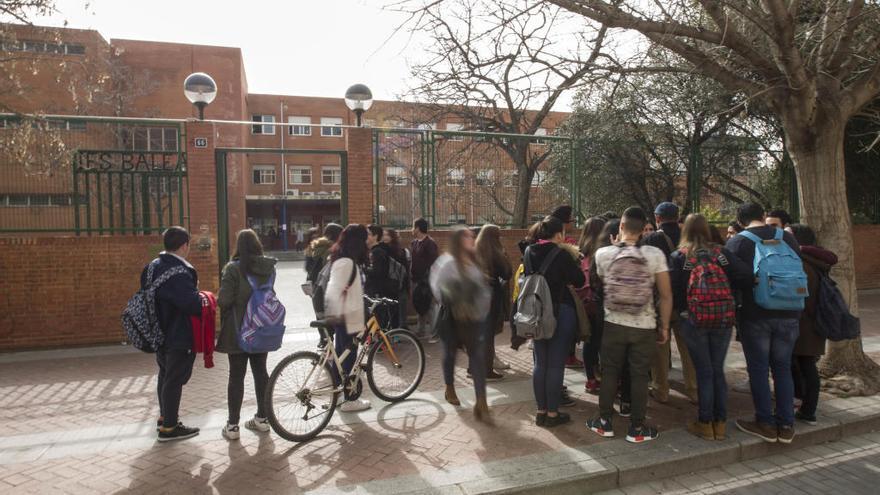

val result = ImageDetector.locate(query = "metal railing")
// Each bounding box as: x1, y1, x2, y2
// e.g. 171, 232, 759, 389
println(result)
0, 114, 187, 234
373, 128, 576, 228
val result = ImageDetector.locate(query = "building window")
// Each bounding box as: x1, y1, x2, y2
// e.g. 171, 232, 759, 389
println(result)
252, 115, 276, 135
289, 166, 312, 185
503, 172, 518, 188
531, 170, 546, 187
128, 127, 178, 151
475, 169, 495, 186
447, 213, 467, 224
386, 166, 407, 186
446, 168, 465, 187
321, 117, 343, 137
445, 123, 464, 141
252, 165, 276, 185
0, 194, 71, 207
534, 128, 549, 145
322, 167, 342, 185
288, 116, 311, 136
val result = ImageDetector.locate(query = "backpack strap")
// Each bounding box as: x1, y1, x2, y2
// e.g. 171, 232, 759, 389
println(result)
657, 229, 675, 253
538, 246, 562, 276
773, 227, 784, 241
738, 230, 762, 244
150, 265, 189, 290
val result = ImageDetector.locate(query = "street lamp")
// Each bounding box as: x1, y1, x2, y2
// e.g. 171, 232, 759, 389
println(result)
344, 83, 373, 127
184, 72, 217, 120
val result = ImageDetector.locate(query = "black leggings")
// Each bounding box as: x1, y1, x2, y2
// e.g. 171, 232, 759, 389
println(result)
792, 355, 820, 417
227, 352, 269, 424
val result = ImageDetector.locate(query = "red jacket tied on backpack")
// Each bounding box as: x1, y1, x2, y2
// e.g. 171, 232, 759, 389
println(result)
190, 291, 217, 368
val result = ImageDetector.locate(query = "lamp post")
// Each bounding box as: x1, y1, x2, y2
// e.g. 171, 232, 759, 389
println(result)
183, 72, 217, 120
344, 83, 373, 127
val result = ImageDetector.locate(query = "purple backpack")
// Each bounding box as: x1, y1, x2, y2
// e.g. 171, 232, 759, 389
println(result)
238, 266, 286, 353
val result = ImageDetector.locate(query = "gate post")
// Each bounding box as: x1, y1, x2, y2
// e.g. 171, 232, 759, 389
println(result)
345, 127, 375, 225
184, 120, 220, 292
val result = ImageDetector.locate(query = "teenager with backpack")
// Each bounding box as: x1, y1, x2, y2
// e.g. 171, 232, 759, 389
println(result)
325, 224, 372, 413
431, 227, 493, 422
577, 216, 607, 394
516, 216, 586, 427
726, 202, 806, 444
789, 224, 838, 426
217, 229, 282, 440
587, 207, 672, 443
142, 227, 203, 442
670, 215, 753, 441
384, 228, 411, 329
642, 202, 697, 404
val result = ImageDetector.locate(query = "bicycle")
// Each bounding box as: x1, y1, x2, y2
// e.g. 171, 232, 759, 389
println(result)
266, 295, 426, 442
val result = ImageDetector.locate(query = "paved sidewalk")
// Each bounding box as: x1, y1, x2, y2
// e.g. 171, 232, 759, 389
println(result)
0, 264, 878, 494
596, 432, 880, 494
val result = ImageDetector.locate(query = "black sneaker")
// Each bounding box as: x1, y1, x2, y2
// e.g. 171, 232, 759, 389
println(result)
795, 410, 817, 426
586, 416, 614, 438
158, 423, 200, 443
618, 401, 632, 418
487, 370, 504, 381
626, 423, 659, 444
543, 412, 571, 427
536, 413, 547, 427
559, 392, 576, 407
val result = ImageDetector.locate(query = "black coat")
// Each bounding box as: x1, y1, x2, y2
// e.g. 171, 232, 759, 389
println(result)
365, 243, 395, 298
140, 253, 202, 351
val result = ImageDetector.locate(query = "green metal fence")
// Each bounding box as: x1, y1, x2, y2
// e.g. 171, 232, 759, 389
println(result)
0, 115, 187, 234
373, 128, 576, 228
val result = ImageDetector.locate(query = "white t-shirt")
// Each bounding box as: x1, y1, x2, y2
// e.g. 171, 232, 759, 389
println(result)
594, 244, 668, 329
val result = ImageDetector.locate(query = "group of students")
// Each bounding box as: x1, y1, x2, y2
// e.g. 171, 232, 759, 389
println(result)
140, 197, 838, 446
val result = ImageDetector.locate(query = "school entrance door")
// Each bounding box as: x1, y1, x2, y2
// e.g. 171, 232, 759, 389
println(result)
214, 148, 349, 267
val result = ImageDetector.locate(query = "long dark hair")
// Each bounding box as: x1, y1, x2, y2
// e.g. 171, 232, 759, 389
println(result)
385, 228, 405, 260
598, 219, 620, 248
331, 224, 369, 264
578, 216, 607, 258
232, 229, 264, 277
475, 224, 509, 277
537, 216, 564, 241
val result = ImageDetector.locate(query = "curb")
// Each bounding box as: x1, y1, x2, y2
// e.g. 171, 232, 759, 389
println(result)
462, 395, 880, 495
324, 395, 880, 495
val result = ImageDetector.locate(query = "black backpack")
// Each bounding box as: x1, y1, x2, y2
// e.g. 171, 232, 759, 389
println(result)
815, 272, 860, 342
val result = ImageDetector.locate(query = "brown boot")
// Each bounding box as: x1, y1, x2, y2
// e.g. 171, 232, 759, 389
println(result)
713, 421, 727, 441
687, 421, 715, 441
445, 385, 460, 406
473, 397, 493, 425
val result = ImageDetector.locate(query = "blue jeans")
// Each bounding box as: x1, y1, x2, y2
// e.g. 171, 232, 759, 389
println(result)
739, 318, 799, 427
680, 320, 732, 423
441, 317, 488, 399
533, 304, 576, 412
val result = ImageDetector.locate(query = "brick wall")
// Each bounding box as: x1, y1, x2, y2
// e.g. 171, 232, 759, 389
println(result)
345, 127, 374, 225
0, 236, 218, 351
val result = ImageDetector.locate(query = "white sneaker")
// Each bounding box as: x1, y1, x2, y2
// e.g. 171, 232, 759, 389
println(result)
527, 340, 534, 350
339, 398, 372, 412
222, 424, 240, 440
493, 357, 511, 370
244, 416, 270, 433
428, 336, 440, 344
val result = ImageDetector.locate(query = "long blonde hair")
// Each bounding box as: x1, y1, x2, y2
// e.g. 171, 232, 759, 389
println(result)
679, 213, 714, 253
475, 224, 509, 276
448, 226, 477, 270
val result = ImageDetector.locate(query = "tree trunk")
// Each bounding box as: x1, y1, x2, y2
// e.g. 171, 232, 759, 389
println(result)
512, 163, 534, 228
785, 119, 880, 397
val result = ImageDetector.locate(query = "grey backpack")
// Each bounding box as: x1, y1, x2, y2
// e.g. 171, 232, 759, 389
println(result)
513, 246, 561, 340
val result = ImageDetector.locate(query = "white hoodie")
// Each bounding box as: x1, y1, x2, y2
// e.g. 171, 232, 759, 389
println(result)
324, 258, 365, 335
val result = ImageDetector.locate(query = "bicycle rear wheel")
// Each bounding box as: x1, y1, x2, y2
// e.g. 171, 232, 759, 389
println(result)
366, 328, 425, 402
267, 351, 339, 442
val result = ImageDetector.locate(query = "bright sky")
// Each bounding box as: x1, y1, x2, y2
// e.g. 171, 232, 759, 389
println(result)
31, 0, 421, 102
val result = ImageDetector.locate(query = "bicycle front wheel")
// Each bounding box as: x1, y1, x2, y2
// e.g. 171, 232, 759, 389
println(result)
367, 328, 425, 402
267, 351, 339, 442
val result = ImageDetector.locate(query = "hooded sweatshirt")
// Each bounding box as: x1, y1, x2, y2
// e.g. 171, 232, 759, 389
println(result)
216, 255, 278, 354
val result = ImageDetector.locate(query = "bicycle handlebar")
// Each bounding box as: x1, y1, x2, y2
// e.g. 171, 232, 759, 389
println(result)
363, 295, 398, 307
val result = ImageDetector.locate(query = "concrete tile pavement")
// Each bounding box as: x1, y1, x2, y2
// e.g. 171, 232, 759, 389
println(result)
1, 264, 879, 494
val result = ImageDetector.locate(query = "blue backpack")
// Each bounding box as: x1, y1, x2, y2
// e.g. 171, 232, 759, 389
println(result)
739, 229, 808, 311
238, 266, 286, 353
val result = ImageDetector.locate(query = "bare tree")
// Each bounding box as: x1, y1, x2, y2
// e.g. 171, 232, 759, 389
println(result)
398, 0, 612, 226
547, 0, 880, 393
